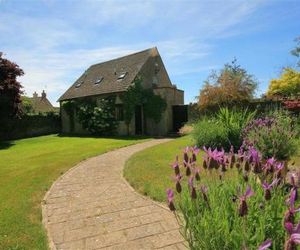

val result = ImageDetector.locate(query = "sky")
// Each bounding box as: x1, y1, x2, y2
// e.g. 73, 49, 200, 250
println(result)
0, 0, 299, 106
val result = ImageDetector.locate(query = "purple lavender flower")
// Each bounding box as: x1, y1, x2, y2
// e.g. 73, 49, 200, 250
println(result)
284, 189, 300, 225
290, 174, 299, 196
262, 179, 278, 200
203, 147, 224, 169
188, 177, 197, 199
183, 146, 190, 166
166, 188, 176, 211
200, 185, 209, 207
191, 145, 200, 163
275, 162, 284, 179
238, 186, 254, 217
172, 174, 182, 193
284, 220, 300, 250
194, 167, 201, 181
171, 155, 180, 175
258, 239, 272, 250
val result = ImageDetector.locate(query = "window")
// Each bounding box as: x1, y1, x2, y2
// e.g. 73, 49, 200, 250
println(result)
117, 72, 127, 81
75, 81, 83, 88
115, 105, 124, 121
95, 77, 103, 85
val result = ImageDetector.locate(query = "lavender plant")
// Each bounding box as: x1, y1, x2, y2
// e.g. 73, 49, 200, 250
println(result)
167, 146, 299, 250
242, 110, 297, 160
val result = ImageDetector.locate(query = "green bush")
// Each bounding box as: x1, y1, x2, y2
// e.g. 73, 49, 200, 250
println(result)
192, 118, 228, 150
242, 110, 298, 160
216, 107, 256, 149
76, 97, 118, 135
192, 108, 256, 151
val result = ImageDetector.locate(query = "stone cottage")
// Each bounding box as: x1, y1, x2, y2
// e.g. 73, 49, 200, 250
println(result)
58, 47, 186, 136
27, 90, 57, 113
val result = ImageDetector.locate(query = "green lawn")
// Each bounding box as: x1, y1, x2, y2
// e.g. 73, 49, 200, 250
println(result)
0, 134, 149, 250
124, 136, 195, 202
124, 136, 300, 203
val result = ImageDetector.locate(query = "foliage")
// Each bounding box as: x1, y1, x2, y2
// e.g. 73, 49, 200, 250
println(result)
192, 118, 228, 149
144, 93, 167, 123
192, 108, 256, 151
61, 100, 76, 132
0, 52, 24, 121
242, 110, 298, 160
0, 135, 148, 249
178, 124, 194, 136
122, 77, 167, 125
216, 107, 256, 150
198, 59, 258, 110
76, 97, 118, 135
267, 68, 300, 98
0, 114, 60, 140
283, 99, 300, 112
166, 146, 293, 250
20, 96, 34, 114
291, 36, 300, 68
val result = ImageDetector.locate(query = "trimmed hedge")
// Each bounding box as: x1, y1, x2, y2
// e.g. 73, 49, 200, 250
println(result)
0, 114, 60, 140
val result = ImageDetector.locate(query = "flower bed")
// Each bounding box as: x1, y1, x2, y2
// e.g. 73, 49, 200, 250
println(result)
167, 145, 299, 250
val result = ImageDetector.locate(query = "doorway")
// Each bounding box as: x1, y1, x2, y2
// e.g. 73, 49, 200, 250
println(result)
135, 105, 143, 135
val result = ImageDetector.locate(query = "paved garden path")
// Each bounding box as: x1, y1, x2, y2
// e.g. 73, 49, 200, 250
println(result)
42, 139, 187, 250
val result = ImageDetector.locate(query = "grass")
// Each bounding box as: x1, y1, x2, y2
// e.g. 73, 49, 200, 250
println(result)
124, 136, 194, 202
124, 135, 300, 203
0, 134, 149, 250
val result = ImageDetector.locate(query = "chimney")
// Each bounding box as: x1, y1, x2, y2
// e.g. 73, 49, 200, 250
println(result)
41, 90, 46, 99
33, 91, 38, 98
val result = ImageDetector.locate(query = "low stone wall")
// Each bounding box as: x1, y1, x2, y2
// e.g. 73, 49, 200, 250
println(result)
0, 114, 61, 140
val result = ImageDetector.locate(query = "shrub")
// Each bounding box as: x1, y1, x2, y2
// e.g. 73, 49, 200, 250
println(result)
192, 118, 228, 150
167, 146, 295, 250
216, 107, 256, 149
76, 97, 118, 135
178, 124, 193, 136
242, 110, 298, 160
192, 108, 256, 151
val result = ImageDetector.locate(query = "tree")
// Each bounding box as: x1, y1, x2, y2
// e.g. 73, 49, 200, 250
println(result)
291, 36, 300, 68
0, 52, 24, 120
267, 68, 300, 97
198, 59, 257, 110
21, 96, 34, 114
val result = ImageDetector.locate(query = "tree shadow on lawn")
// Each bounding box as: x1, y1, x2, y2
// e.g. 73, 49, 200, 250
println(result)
0, 140, 15, 150
58, 133, 177, 140
57, 133, 153, 141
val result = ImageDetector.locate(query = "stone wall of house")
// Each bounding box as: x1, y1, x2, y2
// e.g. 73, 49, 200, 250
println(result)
139, 48, 173, 89
60, 94, 136, 136
147, 87, 184, 135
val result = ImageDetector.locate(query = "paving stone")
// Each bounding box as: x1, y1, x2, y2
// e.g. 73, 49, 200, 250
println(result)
43, 139, 186, 249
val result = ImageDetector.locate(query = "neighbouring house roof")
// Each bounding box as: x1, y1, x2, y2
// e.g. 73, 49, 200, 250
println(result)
58, 47, 159, 101
26, 91, 56, 113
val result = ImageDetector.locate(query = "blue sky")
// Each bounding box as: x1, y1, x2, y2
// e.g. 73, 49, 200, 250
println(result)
0, 0, 299, 106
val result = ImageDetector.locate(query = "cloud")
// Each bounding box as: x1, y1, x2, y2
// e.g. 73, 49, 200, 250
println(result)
0, 0, 267, 104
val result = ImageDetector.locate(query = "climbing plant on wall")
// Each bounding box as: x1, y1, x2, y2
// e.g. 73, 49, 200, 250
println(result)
61, 100, 76, 132
121, 77, 167, 126
61, 97, 118, 135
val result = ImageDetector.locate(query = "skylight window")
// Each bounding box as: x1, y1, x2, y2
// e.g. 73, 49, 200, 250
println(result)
95, 77, 103, 85
75, 81, 83, 88
117, 72, 127, 80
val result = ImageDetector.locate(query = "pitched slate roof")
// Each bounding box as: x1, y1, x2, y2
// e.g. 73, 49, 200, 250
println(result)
58, 47, 158, 101
27, 91, 56, 113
